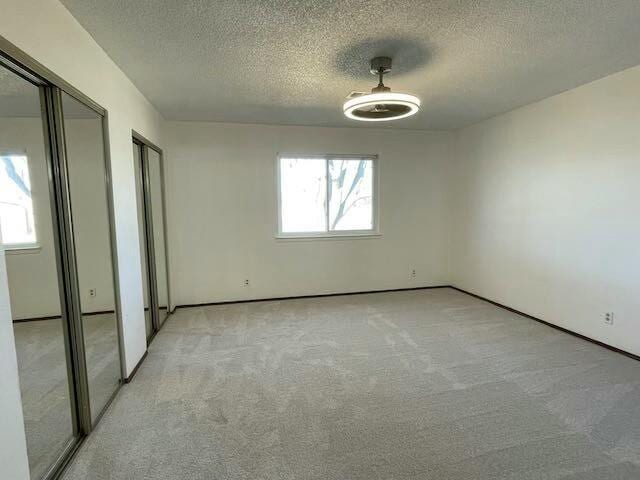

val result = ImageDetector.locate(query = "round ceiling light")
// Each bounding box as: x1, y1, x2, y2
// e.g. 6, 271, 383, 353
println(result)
343, 57, 420, 122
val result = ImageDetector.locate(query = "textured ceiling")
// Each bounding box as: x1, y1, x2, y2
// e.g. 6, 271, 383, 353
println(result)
0, 67, 41, 117
60, 0, 640, 130
0, 69, 103, 119
0, 67, 98, 118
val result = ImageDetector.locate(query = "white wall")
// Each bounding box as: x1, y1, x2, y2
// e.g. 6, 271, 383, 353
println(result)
2, 118, 115, 319
1, 1, 164, 477
165, 122, 452, 305
64, 117, 118, 315
0, 247, 30, 480
450, 64, 640, 357
1, 118, 61, 319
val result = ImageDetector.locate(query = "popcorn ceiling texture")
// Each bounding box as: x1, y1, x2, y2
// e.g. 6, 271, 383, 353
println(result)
0, 68, 41, 116
0, 69, 102, 118
60, 0, 640, 130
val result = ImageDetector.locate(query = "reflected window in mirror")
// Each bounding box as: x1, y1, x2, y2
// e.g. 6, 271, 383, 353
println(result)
0, 154, 38, 249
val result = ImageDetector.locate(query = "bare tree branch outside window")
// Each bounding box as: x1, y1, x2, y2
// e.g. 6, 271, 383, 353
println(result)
328, 159, 372, 230
278, 156, 374, 235
0, 155, 36, 244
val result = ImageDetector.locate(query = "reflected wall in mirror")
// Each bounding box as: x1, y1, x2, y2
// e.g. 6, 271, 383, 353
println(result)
61, 92, 121, 424
1, 65, 76, 480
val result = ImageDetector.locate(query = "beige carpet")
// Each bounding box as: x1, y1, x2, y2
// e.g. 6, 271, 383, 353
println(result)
62, 288, 640, 479
13, 313, 121, 480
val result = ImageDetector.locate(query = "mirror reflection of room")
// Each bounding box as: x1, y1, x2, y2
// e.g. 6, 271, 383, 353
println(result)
1, 65, 124, 480
132, 140, 169, 342
147, 148, 169, 327
60, 91, 121, 424
0, 64, 75, 480
133, 141, 153, 340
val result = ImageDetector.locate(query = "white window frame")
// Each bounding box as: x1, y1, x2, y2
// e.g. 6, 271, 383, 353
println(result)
276, 153, 380, 239
0, 150, 40, 251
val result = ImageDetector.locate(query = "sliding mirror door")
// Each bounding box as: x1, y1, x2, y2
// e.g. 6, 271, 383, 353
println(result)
60, 92, 121, 424
147, 148, 169, 327
133, 141, 153, 341
1, 65, 77, 480
1, 37, 125, 479
132, 137, 170, 341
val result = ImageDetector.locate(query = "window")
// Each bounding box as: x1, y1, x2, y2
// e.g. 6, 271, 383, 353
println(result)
277, 155, 377, 237
0, 154, 37, 248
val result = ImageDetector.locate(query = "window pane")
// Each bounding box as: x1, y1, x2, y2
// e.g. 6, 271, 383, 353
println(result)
280, 157, 326, 233
0, 155, 37, 245
328, 159, 374, 231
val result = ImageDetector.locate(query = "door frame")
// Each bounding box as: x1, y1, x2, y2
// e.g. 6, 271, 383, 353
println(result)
132, 130, 172, 345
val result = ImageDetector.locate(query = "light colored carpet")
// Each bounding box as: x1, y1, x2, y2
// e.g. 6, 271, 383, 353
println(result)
62, 288, 640, 479
13, 313, 121, 480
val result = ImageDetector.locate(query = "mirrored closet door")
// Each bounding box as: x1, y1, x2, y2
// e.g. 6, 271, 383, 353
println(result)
133, 135, 171, 343
60, 92, 122, 425
147, 147, 169, 327
1, 41, 122, 480
133, 141, 153, 341
0, 62, 78, 480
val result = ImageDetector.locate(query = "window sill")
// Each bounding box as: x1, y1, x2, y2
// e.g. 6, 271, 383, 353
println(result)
276, 232, 381, 241
3, 245, 42, 255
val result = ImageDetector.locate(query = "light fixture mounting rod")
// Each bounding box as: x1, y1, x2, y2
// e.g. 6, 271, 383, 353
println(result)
370, 57, 392, 93
369, 56, 392, 75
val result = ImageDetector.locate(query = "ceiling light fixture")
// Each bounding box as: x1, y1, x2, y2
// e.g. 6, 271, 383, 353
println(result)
343, 57, 420, 122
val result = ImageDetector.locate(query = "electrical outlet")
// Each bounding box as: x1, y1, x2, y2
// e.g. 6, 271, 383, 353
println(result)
411, 269, 417, 278
89, 288, 97, 298
243, 279, 250, 287
604, 312, 614, 325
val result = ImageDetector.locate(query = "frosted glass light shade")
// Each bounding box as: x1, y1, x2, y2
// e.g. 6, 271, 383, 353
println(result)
343, 92, 421, 122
